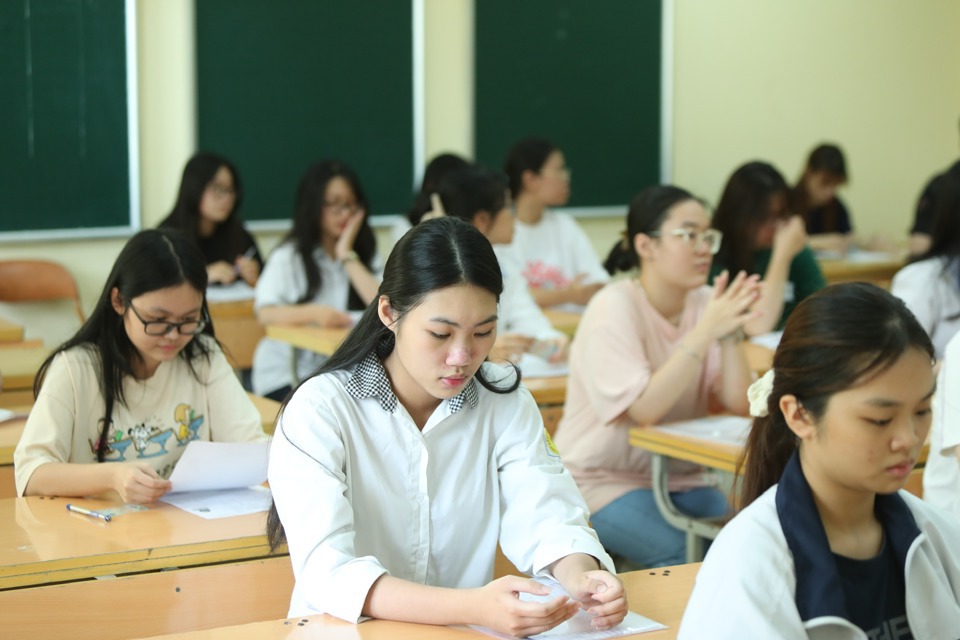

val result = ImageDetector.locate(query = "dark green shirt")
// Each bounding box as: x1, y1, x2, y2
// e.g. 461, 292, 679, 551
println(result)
709, 246, 826, 330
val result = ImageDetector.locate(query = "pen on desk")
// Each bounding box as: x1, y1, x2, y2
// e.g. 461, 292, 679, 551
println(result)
235, 246, 257, 274
66, 503, 112, 522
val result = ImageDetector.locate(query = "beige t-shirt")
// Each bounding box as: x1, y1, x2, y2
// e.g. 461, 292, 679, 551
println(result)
15, 336, 267, 495
554, 279, 721, 513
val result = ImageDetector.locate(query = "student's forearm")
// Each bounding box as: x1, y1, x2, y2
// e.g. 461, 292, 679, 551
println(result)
626, 329, 713, 425
746, 253, 792, 335
363, 575, 475, 626
550, 553, 601, 591
531, 287, 575, 308
716, 342, 752, 415
343, 261, 380, 305
24, 462, 115, 498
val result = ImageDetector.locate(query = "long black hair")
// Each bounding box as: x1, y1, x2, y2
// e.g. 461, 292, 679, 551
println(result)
281, 160, 377, 310
34, 229, 218, 462
503, 136, 559, 199
158, 152, 252, 259
266, 217, 520, 550
737, 283, 934, 508
603, 185, 702, 274
911, 170, 960, 310
407, 153, 470, 225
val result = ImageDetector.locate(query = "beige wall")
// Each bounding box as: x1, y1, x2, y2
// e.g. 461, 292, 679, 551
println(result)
4, 0, 960, 314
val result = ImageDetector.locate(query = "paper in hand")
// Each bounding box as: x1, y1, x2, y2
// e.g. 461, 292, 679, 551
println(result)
167, 440, 269, 493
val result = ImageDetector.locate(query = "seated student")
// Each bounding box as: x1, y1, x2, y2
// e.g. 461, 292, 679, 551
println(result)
14, 229, 266, 504
252, 160, 380, 402
909, 116, 960, 258
926, 331, 960, 521
266, 217, 626, 635
433, 164, 568, 363
504, 137, 609, 307
554, 186, 759, 568
391, 153, 470, 245
159, 152, 263, 287
790, 143, 854, 255
679, 283, 960, 639
892, 171, 960, 359
711, 161, 824, 333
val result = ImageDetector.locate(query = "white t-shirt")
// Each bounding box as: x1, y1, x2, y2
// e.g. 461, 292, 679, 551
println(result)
554, 279, 722, 513
252, 242, 380, 395
14, 336, 266, 495
925, 331, 960, 521
511, 211, 610, 290
493, 245, 564, 340
891, 258, 960, 359
269, 355, 612, 621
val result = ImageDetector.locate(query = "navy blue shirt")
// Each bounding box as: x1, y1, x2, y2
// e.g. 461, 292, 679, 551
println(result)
834, 537, 913, 638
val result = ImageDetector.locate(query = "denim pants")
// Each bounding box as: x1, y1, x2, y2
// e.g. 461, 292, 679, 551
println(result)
589, 486, 729, 568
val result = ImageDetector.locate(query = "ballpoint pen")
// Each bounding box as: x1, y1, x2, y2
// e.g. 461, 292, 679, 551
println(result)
66, 503, 112, 522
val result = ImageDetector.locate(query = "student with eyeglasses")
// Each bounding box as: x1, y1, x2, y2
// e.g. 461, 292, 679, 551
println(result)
252, 160, 380, 402
159, 151, 263, 287
14, 229, 267, 504
553, 186, 760, 568
710, 161, 824, 332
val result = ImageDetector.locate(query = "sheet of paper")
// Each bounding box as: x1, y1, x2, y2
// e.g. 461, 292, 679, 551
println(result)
167, 440, 269, 493
749, 331, 783, 351
0, 407, 26, 423
657, 415, 752, 447
470, 577, 666, 639
205, 281, 256, 303
160, 486, 272, 519
518, 353, 569, 378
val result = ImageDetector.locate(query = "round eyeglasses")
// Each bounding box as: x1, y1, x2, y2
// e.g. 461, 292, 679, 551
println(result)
649, 228, 723, 255
128, 304, 208, 336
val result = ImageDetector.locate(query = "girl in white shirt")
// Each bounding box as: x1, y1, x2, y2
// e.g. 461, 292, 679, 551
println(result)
680, 283, 960, 639
891, 171, 960, 360
504, 137, 609, 307
925, 330, 960, 520
15, 229, 265, 504
252, 160, 381, 400
267, 217, 626, 636
435, 163, 568, 363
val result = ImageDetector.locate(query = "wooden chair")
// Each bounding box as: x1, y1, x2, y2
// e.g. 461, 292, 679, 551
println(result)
0, 260, 85, 322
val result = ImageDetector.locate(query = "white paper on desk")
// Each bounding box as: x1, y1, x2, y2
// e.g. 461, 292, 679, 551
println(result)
517, 353, 569, 378
205, 281, 256, 303
470, 577, 666, 639
749, 330, 783, 351
657, 415, 752, 448
0, 407, 27, 423
160, 486, 272, 519
167, 440, 268, 493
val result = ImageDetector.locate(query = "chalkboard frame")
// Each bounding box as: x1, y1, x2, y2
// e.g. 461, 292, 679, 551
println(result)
0, 0, 140, 243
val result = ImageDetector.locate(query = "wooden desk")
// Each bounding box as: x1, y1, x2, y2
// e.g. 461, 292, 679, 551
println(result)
0, 495, 277, 589
209, 298, 265, 370
266, 324, 348, 356
0, 342, 48, 407
0, 317, 24, 343
144, 563, 701, 640
543, 308, 582, 338
817, 253, 904, 288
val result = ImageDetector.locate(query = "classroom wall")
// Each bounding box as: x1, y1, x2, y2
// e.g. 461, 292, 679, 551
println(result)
3, 0, 960, 317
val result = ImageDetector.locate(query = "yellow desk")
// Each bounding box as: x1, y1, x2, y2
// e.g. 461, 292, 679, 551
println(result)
266, 324, 348, 355
817, 254, 904, 288
543, 308, 582, 338
0, 495, 277, 589
208, 298, 265, 370
0, 318, 24, 343
144, 563, 701, 640
0, 342, 48, 407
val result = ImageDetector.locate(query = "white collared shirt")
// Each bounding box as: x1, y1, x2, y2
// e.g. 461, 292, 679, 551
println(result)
268, 355, 612, 622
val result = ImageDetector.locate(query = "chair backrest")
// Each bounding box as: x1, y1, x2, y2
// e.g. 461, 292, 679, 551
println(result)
0, 260, 84, 322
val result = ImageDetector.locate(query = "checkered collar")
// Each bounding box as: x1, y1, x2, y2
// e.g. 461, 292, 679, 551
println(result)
344, 349, 479, 415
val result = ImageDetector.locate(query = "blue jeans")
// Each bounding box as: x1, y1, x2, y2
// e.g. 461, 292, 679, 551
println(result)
590, 486, 730, 568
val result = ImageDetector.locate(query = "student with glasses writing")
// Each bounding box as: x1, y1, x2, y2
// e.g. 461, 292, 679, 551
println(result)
252, 160, 380, 402
14, 229, 267, 504
709, 161, 823, 333
553, 186, 760, 568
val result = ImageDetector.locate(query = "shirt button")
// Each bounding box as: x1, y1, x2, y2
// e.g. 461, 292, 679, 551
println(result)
416, 493, 425, 502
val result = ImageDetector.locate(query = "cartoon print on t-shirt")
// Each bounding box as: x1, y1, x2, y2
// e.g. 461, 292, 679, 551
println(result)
87, 403, 205, 461
522, 260, 570, 290
174, 403, 204, 444
128, 422, 173, 458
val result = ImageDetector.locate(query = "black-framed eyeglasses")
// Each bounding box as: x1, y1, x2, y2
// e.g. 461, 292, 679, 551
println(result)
649, 228, 723, 255
128, 304, 208, 336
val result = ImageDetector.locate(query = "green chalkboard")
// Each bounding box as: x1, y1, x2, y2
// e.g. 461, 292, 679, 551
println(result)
0, 0, 131, 236
195, 0, 414, 221
475, 0, 661, 207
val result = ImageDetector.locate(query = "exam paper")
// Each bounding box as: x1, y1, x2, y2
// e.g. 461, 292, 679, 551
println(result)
160, 486, 272, 519
471, 577, 666, 639
749, 330, 783, 351
205, 281, 256, 303
167, 440, 269, 493
657, 415, 752, 447
517, 353, 569, 378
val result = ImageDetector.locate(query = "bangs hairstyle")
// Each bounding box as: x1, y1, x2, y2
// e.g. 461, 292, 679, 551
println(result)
34, 228, 217, 461
159, 152, 245, 245
805, 144, 848, 182
737, 282, 934, 508
604, 185, 702, 274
